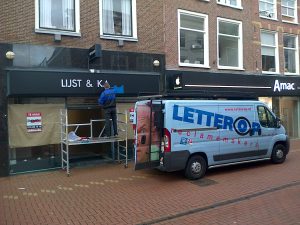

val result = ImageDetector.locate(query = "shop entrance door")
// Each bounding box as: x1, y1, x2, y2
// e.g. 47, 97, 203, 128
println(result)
280, 98, 299, 138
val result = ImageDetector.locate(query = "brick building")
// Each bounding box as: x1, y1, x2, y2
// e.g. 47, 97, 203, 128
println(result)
163, 0, 300, 138
0, 0, 165, 176
0, 0, 299, 176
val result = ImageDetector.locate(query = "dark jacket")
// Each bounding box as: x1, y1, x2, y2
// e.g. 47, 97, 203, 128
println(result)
98, 88, 116, 109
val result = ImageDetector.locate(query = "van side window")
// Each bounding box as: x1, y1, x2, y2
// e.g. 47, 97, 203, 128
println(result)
257, 106, 276, 128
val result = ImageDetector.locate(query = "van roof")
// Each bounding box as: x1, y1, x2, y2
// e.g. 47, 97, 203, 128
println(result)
138, 99, 263, 105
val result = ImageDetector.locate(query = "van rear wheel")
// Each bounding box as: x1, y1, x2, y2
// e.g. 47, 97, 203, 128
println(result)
271, 144, 287, 164
185, 155, 207, 180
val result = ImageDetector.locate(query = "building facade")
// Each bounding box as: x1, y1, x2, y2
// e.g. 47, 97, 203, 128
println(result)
0, 0, 299, 176
0, 0, 165, 176
163, 0, 300, 139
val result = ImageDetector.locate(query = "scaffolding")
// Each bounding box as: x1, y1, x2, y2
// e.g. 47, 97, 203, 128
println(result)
60, 108, 128, 176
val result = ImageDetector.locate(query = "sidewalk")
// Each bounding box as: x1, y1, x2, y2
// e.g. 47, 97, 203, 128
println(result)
0, 139, 300, 225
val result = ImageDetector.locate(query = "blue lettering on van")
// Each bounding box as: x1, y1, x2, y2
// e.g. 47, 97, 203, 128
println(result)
184, 107, 194, 123
172, 104, 260, 136
180, 137, 188, 145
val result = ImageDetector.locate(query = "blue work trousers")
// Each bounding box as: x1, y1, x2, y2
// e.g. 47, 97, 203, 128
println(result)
104, 108, 118, 136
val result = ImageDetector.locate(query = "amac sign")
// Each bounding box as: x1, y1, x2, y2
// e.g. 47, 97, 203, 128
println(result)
273, 80, 295, 92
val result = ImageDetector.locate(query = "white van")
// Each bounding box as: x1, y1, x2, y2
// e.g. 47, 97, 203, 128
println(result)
134, 99, 289, 179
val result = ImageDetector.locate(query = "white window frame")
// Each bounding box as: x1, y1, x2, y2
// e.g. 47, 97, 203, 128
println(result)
260, 30, 279, 74
283, 34, 299, 75
217, 0, 242, 9
259, 0, 277, 20
178, 9, 209, 68
281, 0, 298, 24
99, 0, 137, 41
217, 17, 243, 70
35, 0, 81, 36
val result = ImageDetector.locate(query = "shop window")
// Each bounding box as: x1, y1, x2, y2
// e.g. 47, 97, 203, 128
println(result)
178, 10, 209, 68
261, 30, 279, 73
9, 145, 61, 174
218, 18, 243, 69
217, 0, 242, 8
35, 0, 81, 36
259, 0, 277, 19
281, 0, 297, 23
283, 34, 299, 74
100, 0, 137, 41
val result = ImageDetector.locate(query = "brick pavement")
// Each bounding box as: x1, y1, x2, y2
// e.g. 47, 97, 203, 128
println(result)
0, 139, 300, 225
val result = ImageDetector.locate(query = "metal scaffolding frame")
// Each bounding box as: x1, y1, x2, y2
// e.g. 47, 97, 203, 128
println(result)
60, 108, 128, 176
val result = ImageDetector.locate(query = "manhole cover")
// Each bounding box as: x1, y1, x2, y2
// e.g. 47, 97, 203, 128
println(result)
190, 178, 217, 187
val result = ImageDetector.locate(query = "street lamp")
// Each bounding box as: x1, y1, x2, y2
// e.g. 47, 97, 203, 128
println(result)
6, 51, 15, 60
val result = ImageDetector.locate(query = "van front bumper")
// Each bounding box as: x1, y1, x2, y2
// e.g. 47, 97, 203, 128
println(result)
286, 135, 290, 155
159, 151, 190, 172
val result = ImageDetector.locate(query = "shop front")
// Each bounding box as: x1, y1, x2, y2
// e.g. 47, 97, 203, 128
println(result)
166, 70, 300, 139
5, 69, 161, 175
0, 43, 164, 176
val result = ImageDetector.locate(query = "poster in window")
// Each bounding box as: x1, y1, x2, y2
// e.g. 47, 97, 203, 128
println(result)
26, 112, 42, 133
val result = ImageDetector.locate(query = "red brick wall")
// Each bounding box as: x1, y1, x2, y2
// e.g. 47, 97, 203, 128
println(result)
1, 0, 299, 74
164, 0, 300, 74
252, 1, 300, 74
0, 0, 165, 54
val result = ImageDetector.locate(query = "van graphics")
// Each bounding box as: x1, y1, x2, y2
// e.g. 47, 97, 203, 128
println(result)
172, 129, 260, 148
225, 107, 251, 111
180, 137, 189, 145
234, 117, 253, 136
172, 104, 261, 136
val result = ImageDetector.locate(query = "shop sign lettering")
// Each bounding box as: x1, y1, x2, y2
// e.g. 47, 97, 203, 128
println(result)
273, 80, 295, 92
60, 79, 107, 88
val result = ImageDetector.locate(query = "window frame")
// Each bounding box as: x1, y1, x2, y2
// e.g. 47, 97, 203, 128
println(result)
260, 30, 279, 74
178, 9, 209, 68
35, 0, 81, 36
259, 0, 277, 20
281, 0, 298, 23
99, 0, 137, 41
217, 0, 242, 9
257, 105, 277, 128
283, 34, 299, 75
217, 17, 243, 70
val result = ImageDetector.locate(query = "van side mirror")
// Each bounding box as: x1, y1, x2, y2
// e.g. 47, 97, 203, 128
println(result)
276, 118, 281, 128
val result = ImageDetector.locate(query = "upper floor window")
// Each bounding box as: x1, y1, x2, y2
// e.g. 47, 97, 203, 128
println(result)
100, 0, 137, 40
261, 30, 279, 73
259, 0, 277, 19
35, 0, 80, 36
178, 10, 209, 68
217, 18, 243, 69
283, 34, 299, 74
281, 0, 298, 23
217, 0, 242, 8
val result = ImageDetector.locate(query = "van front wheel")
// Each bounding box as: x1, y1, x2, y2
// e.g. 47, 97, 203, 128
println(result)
271, 144, 287, 164
185, 155, 207, 180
